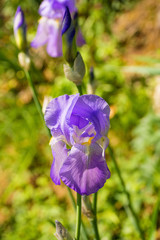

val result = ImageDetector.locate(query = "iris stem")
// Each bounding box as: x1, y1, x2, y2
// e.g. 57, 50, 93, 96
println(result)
108, 145, 145, 240
24, 70, 51, 137
77, 85, 83, 96
75, 193, 82, 240
91, 192, 100, 240
67, 188, 89, 240
67, 187, 76, 209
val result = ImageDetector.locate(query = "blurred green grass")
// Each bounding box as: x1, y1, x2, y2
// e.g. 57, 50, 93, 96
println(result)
1, 0, 160, 239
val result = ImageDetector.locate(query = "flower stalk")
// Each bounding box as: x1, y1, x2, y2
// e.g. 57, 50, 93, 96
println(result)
75, 193, 81, 240
67, 189, 89, 240
91, 192, 100, 240
24, 70, 51, 137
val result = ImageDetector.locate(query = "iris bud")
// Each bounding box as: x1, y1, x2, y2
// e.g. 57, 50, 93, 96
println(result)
62, 7, 77, 66
14, 6, 27, 51
54, 220, 73, 240
63, 52, 85, 85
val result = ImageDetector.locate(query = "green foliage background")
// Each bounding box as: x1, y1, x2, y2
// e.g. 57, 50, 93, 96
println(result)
0, 0, 160, 239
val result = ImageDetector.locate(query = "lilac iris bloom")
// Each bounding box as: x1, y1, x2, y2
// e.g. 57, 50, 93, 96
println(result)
45, 94, 111, 195
31, 0, 85, 57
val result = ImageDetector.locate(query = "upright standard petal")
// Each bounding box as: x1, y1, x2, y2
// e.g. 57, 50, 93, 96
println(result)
60, 143, 110, 195
39, 0, 76, 19
39, 0, 63, 19
72, 95, 110, 138
44, 94, 79, 144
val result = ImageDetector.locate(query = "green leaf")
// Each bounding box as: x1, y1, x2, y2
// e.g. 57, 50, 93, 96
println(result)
148, 192, 160, 240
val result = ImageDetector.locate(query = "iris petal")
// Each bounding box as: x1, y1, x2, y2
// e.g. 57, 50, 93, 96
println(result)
60, 143, 110, 195
39, 0, 76, 19
45, 94, 79, 144
50, 138, 68, 185
72, 95, 110, 139
31, 18, 48, 48
47, 19, 62, 57
70, 114, 89, 129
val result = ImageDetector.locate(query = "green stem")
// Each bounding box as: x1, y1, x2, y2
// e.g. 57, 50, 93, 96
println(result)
68, 187, 76, 209
67, 187, 89, 240
75, 193, 81, 240
67, 188, 89, 240
91, 192, 100, 240
77, 85, 83, 95
108, 145, 145, 240
24, 70, 51, 137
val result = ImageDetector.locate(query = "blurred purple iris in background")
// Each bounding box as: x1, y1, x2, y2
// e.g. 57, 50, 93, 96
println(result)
31, 0, 85, 57
45, 94, 110, 195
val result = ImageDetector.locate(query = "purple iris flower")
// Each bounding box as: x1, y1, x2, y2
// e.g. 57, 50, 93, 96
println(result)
45, 94, 111, 195
31, 0, 85, 57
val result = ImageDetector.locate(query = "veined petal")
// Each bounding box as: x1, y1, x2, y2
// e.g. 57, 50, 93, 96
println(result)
60, 143, 110, 195
31, 17, 48, 48
39, 0, 76, 19
47, 19, 62, 57
44, 94, 79, 144
39, 0, 63, 18
50, 137, 68, 185
70, 114, 89, 129
72, 95, 110, 139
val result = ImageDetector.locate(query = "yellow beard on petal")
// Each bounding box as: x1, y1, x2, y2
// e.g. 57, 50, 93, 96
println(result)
81, 136, 94, 146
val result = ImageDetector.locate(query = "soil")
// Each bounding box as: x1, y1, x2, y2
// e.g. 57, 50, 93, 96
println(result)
113, 0, 160, 64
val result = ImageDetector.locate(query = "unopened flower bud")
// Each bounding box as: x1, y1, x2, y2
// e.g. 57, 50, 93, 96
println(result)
14, 6, 27, 51
18, 52, 30, 70
63, 52, 85, 85
82, 195, 94, 219
62, 7, 77, 66
54, 220, 73, 240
